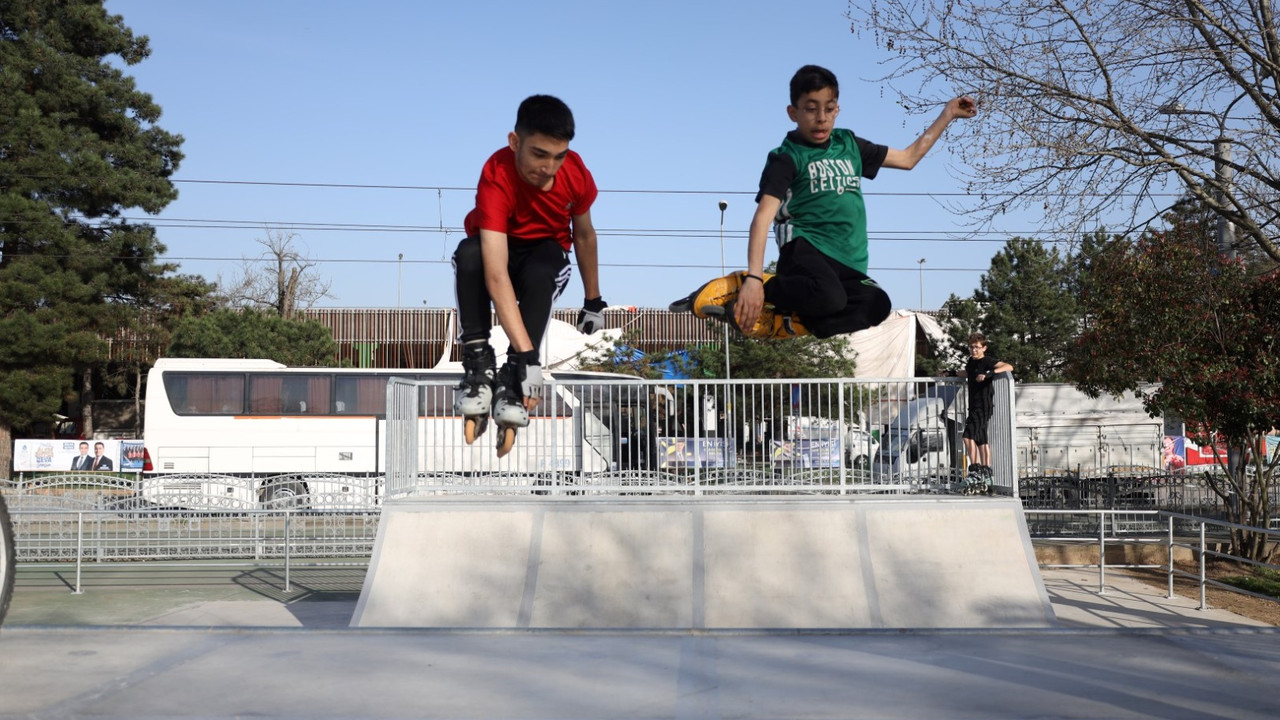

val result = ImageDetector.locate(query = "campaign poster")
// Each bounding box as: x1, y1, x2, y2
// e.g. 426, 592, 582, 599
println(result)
120, 440, 146, 471
13, 439, 126, 472
1162, 436, 1186, 473
770, 439, 842, 469
1183, 436, 1229, 466
656, 437, 736, 469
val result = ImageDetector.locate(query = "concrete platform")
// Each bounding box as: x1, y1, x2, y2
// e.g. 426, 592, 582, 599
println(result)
2, 622, 1278, 719
3, 556, 1277, 718
353, 495, 1053, 629
4, 494, 1278, 719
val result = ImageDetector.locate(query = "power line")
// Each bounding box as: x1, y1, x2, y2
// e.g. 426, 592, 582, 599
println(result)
7, 173, 1187, 199
22, 214, 1081, 243
0, 250, 992, 273
165, 177, 1182, 199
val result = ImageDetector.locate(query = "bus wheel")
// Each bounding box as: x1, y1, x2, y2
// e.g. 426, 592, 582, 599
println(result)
262, 479, 308, 508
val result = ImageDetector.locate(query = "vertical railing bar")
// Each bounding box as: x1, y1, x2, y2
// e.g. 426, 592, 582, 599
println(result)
73, 511, 84, 595
1198, 521, 1207, 611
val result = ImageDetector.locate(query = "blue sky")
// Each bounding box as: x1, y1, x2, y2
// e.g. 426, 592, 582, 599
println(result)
105, 0, 1009, 311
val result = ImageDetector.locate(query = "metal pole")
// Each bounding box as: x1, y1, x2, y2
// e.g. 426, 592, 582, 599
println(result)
718, 201, 731, 381
1198, 521, 1207, 610
73, 511, 84, 595
1098, 510, 1107, 594
1167, 514, 1175, 599
284, 510, 293, 594
1214, 138, 1235, 259
397, 253, 403, 308
917, 258, 925, 309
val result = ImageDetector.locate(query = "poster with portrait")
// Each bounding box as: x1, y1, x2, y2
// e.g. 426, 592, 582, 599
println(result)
12, 439, 126, 472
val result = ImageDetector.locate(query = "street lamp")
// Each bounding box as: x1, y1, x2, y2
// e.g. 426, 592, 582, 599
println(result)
1158, 95, 1247, 260
718, 200, 731, 381
917, 258, 926, 310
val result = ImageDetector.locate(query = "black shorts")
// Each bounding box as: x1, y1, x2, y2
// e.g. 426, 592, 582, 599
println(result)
763, 237, 892, 338
452, 235, 571, 353
963, 407, 993, 445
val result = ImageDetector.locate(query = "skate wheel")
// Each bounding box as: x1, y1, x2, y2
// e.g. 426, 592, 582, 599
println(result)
464, 417, 486, 444
495, 426, 517, 458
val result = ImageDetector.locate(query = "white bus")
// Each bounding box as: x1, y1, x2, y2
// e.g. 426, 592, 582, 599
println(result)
141, 358, 655, 509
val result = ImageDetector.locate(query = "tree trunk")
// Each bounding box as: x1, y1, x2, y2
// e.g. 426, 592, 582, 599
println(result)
134, 364, 143, 436
0, 420, 12, 481
79, 367, 94, 438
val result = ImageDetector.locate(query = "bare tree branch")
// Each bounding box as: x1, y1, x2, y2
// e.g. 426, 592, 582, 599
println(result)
217, 228, 332, 317
851, 0, 1280, 260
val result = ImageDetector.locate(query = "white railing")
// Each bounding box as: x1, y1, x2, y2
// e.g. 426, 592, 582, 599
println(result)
384, 375, 991, 498
5, 504, 1277, 612
1031, 508, 1280, 610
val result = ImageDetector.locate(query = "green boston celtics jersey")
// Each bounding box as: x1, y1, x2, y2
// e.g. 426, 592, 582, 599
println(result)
771, 128, 869, 272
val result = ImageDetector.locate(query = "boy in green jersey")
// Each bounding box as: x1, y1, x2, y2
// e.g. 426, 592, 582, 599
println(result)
731, 65, 976, 338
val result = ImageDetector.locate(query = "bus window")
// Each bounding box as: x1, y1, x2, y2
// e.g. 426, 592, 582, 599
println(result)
249, 374, 332, 415
335, 376, 387, 415
164, 373, 245, 415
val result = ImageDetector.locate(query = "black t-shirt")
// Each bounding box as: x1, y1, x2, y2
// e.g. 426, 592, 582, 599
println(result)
965, 355, 1001, 411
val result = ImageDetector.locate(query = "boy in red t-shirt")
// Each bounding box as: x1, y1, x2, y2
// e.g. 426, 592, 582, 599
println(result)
453, 95, 607, 446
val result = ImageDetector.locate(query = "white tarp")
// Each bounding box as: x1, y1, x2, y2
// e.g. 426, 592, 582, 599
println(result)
846, 310, 950, 379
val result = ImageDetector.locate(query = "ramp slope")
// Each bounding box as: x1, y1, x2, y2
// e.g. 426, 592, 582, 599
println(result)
352, 496, 1053, 629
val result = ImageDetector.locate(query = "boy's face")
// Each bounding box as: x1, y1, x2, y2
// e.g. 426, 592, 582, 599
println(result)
968, 342, 987, 359
787, 86, 840, 144
508, 131, 570, 190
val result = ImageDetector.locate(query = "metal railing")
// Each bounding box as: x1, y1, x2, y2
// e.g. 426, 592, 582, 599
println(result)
7, 507, 379, 594
383, 375, 991, 498
3, 502, 1277, 612
1032, 508, 1280, 611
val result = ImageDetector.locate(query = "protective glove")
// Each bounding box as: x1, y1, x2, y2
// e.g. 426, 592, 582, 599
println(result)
576, 296, 607, 334
507, 349, 543, 403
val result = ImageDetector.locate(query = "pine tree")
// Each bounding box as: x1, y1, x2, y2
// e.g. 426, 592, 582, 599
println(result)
0, 1, 184, 469
938, 237, 1080, 382
167, 310, 338, 367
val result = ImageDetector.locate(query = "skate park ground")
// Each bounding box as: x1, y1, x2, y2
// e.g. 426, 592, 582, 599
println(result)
3, 496, 1280, 719
3, 565, 1278, 719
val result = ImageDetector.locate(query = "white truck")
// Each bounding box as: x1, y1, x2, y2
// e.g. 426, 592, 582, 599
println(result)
1014, 383, 1163, 476
867, 380, 1163, 483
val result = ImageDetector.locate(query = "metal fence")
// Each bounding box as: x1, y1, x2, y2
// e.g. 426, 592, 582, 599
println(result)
1018, 468, 1276, 517
1031, 509, 1280, 611
10, 508, 379, 563
5, 502, 1276, 612
383, 375, 997, 497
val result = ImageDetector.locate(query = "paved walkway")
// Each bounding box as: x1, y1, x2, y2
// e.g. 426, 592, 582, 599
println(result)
2, 564, 1277, 719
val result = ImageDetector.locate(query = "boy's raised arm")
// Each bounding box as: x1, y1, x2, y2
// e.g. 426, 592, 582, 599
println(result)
882, 96, 977, 171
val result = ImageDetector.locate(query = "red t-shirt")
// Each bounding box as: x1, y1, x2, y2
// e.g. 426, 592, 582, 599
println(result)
463, 147, 598, 251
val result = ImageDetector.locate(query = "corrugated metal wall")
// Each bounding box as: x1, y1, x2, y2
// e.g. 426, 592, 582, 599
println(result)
106, 307, 721, 369
304, 307, 720, 368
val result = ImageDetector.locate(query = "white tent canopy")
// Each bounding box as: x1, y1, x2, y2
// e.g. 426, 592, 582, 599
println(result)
845, 310, 950, 378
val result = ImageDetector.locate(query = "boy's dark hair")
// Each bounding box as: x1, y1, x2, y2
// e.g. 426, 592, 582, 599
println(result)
789, 65, 839, 106
967, 332, 988, 346
514, 94, 575, 141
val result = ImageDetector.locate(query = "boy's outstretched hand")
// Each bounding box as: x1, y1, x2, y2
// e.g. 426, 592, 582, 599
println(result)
950, 96, 978, 119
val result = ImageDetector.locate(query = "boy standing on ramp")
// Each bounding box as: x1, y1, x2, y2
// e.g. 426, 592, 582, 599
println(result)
452, 95, 607, 456
958, 332, 1014, 482
672, 64, 976, 339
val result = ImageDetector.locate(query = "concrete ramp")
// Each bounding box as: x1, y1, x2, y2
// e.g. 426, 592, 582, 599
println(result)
351, 496, 1053, 629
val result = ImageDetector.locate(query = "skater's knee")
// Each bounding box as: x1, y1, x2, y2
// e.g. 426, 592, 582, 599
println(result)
867, 290, 891, 326
452, 236, 484, 273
